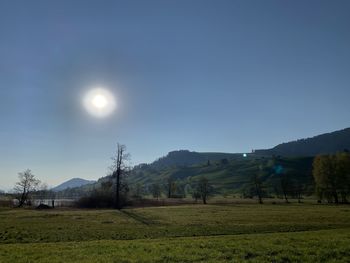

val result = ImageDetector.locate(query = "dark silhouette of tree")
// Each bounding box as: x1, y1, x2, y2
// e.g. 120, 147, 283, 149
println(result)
221, 158, 229, 165
313, 155, 337, 203
252, 165, 264, 204
111, 143, 130, 209
166, 177, 176, 198
280, 172, 290, 203
197, 176, 212, 204
335, 152, 350, 203
14, 169, 40, 207
192, 190, 201, 202
151, 183, 161, 199
312, 153, 350, 204
293, 181, 305, 203
132, 183, 143, 199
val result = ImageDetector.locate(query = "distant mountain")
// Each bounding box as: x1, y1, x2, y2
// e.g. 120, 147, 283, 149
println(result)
254, 127, 350, 157
52, 178, 96, 192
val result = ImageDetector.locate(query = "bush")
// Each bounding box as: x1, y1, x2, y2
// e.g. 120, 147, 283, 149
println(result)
0, 199, 12, 207
76, 191, 115, 208
75, 190, 129, 208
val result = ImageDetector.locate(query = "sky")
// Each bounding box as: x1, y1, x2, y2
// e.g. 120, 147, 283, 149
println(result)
0, 0, 350, 189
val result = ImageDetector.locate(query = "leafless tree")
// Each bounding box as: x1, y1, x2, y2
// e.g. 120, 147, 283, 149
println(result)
280, 173, 290, 203
14, 169, 40, 207
197, 176, 212, 204
111, 143, 130, 209
252, 166, 264, 204
151, 183, 161, 200
166, 177, 175, 198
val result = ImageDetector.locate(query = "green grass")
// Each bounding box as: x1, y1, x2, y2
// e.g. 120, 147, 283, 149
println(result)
0, 229, 349, 263
0, 204, 349, 262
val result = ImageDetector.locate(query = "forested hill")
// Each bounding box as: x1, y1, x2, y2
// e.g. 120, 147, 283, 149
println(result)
254, 127, 350, 157
136, 150, 240, 169
55, 128, 349, 197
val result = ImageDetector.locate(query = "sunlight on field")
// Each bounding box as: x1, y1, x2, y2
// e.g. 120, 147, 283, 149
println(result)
0, 204, 349, 262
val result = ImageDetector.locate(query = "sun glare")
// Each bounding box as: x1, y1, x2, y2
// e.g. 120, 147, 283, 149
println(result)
83, 88, 116, 118
92, 94, 108, 109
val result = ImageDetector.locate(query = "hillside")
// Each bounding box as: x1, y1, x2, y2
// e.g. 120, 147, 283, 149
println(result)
57, 127, 350, 197
254, 127, 350, 157
140, 150, 240, 169
52, 178, 96, 192
129, 154, 314, 196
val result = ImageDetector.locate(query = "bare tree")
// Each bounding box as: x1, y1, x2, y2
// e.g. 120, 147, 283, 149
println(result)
151, 183, 161, 200
14, 169, 40, 207
166, 177, 176, 198
252, 166, 264, 204
197, 176, 212, 204
111, 143, 130, 209
252, 174, 263, 204
294, 181, 305, 203
280, 173, 290, 203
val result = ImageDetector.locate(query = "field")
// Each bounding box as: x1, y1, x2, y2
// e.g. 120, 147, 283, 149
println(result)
0, 203, 349, 262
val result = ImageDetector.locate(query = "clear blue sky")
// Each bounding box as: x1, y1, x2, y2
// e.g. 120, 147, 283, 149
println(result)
1, 0, 349, 189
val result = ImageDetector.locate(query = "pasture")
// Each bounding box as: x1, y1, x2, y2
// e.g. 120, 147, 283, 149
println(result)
0, 203, 349, 262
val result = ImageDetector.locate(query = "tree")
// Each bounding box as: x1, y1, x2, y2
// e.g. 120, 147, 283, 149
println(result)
197, 176, 212, 204
192, 190, 201, 202
313, 155, 339, 203
132, 183, 143, 199
334, 152, 350, 203
111, 143, 130, 209
220, 158, 229, 165
293, 180, 305, 203
252, 165, 264, 204
166, 177, 176, 198
151, 183, 161, 200
14, 169, 40, 207
280, 172, 290, 203
312, 154, 350, 204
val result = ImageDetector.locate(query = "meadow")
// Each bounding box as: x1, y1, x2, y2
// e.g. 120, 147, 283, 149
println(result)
0, 203, 349, 262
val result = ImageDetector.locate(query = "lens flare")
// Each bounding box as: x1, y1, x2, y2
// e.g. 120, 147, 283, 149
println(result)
83, 88, 116, 118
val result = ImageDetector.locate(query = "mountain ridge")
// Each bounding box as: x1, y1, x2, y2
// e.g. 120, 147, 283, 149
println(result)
254, 127, 350, 157
52, 178, 96, 192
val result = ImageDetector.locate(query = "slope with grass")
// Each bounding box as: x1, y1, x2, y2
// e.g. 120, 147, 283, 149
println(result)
129, 155, 314, 195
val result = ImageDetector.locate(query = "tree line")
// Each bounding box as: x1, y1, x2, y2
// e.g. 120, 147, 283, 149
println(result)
10, 146, 350, 208
313, 151, 350, 204
249, 152, 350, 204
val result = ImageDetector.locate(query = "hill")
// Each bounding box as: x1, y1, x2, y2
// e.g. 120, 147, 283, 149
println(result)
52, 178, 96, 192
142, 150, 241, 169
57, 127, 350, 197
129, 154, 314, 196
254, 127, 350, 157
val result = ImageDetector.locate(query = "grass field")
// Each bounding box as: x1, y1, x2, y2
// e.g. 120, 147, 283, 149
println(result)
0, 203, 349, 262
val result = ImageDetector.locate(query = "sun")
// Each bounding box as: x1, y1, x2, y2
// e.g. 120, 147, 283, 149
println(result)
83, 88, 116, 118
92, 94, 108, 109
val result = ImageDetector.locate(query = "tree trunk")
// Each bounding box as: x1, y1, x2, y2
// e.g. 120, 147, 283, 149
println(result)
257, 192, 263, 204
116, 168, 121, 209
333, 190, 339, 204
254, 178, 263, 204
283, 191, 289, 203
